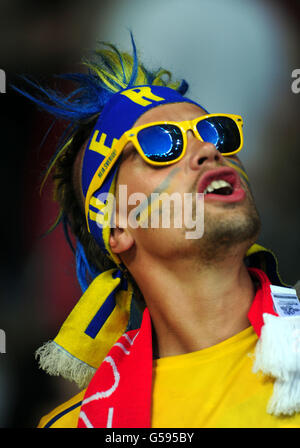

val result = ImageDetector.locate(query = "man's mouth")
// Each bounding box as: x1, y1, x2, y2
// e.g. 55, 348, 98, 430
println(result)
197, 167, 246, 203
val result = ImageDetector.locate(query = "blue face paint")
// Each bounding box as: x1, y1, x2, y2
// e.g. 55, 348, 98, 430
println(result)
81, 85, 208, 256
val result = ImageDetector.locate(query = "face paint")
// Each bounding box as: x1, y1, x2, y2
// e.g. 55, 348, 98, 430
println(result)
224, 158, 250, 189
125, 167, 181, 229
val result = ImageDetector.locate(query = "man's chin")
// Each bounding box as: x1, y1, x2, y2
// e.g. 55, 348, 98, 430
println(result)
193, 206, 261, 263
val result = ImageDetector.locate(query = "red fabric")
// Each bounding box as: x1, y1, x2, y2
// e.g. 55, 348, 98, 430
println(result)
78, 267, 278, 428
247, 268, 278, 337
78, 307, 153, 428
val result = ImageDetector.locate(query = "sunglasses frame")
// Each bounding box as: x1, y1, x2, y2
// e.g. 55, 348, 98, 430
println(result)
84, 113, 243, 228
121, 113, 244, 166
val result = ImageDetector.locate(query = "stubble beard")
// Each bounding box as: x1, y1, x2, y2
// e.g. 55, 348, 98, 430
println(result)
196, 190, 261, 265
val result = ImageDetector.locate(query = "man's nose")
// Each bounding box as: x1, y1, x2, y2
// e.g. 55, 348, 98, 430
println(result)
188, 139, 224, 170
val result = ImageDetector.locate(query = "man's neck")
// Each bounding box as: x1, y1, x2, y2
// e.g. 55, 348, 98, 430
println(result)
132, 248, 256, 359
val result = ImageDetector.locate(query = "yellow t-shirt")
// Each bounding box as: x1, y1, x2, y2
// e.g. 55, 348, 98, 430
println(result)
38, 326, 300, 428
38, 388, 86, 428
151, 326, 300, 428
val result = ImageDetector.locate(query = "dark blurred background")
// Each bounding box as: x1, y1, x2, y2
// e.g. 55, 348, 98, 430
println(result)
0, 0, 299, 428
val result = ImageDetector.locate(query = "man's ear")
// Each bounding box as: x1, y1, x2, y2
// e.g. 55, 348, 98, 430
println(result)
109, 227, 135, 254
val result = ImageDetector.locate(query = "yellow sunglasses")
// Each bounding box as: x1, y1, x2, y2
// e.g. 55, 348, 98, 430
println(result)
84, 113, 243, 224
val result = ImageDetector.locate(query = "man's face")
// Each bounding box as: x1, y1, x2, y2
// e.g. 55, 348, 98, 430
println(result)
113, 102, 261, 263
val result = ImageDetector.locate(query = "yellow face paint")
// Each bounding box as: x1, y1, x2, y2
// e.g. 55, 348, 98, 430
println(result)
224, 158, 250, 188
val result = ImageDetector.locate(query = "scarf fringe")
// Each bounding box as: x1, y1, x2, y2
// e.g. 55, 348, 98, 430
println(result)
253, 313, 300, 416
267, 373, 300, 416
35, 341, 96, 389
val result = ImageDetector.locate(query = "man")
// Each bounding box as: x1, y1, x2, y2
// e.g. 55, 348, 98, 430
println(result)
20, 38, 300, 428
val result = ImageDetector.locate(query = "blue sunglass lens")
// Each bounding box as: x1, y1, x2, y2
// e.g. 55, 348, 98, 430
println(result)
137, 125, 183, 162
196, 117, 240, 154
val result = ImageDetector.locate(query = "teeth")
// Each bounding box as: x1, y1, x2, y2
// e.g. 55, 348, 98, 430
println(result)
203, 179, 232, 194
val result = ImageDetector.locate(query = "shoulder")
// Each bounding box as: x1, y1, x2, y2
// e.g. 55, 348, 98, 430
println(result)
38, 388, 87, 428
